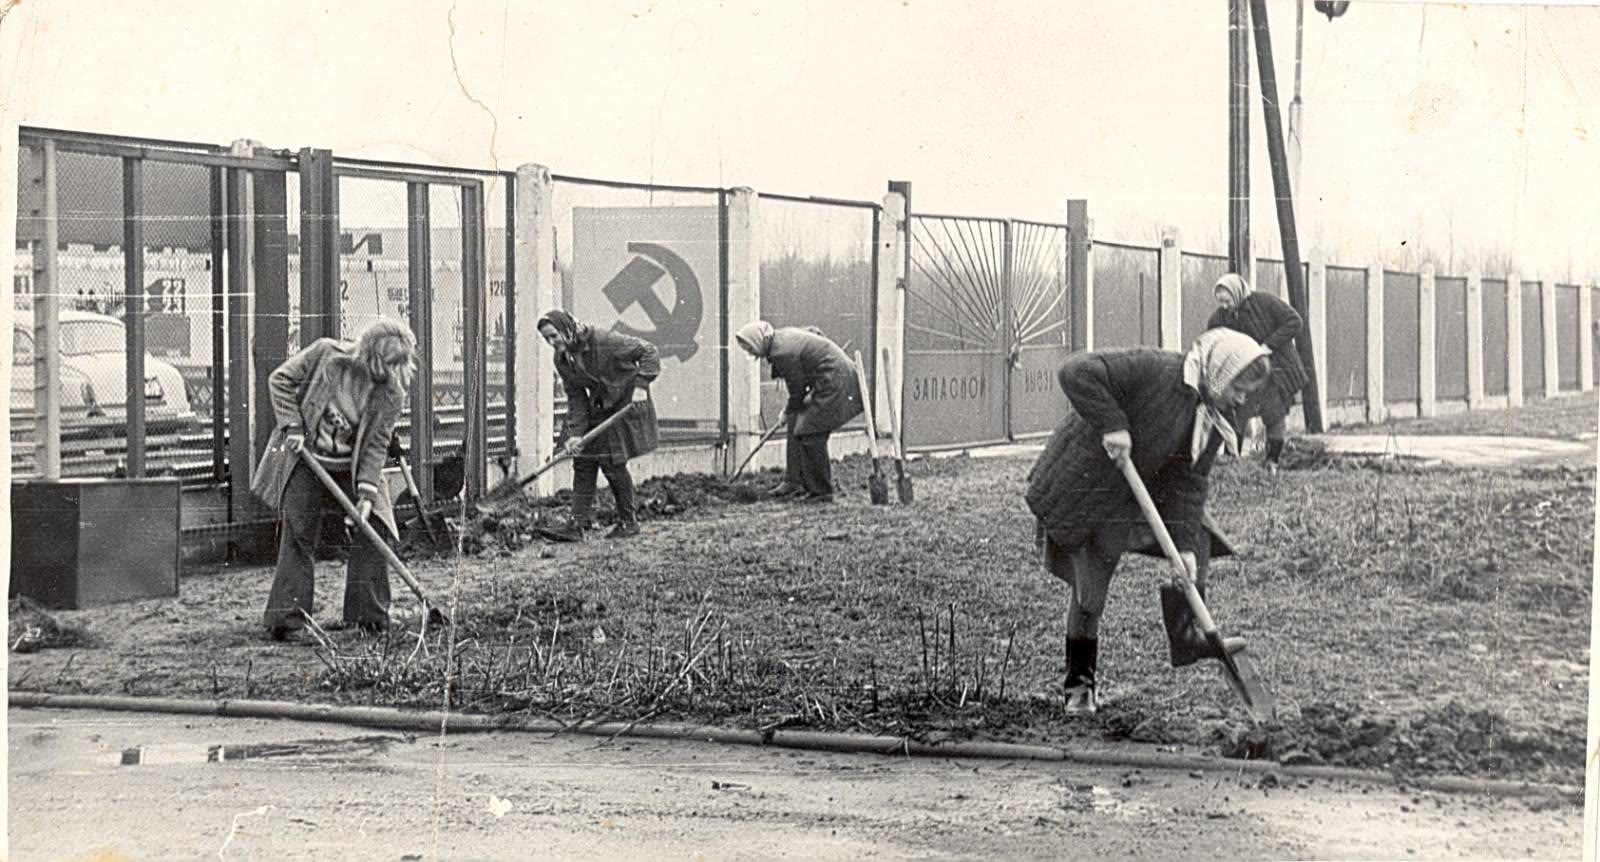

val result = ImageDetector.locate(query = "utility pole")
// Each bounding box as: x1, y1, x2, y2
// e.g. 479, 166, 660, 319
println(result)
1289, 0, 1304, 200
1249, 0, 1325, 432
1228, 0, 1250, 276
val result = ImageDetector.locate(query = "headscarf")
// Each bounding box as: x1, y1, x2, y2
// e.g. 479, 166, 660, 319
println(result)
536, 309, 586, 350
1182, 328, 1270, 463
734, 320, 775, 358
1213, 272, 1252, 308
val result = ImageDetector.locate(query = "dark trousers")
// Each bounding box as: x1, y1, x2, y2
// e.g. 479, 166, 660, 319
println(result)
787, 431, 834, 499
263, 463, 392, 633
570, 431, 637, 526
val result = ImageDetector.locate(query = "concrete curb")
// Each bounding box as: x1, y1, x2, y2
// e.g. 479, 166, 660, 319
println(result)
10, 691, 1580, 801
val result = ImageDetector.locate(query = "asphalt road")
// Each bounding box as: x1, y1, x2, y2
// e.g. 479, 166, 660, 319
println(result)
7, 707, 1582, 861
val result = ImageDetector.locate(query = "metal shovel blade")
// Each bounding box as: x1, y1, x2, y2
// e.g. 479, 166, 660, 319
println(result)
868, 472, 890, 505
1211, 633, 1275, 723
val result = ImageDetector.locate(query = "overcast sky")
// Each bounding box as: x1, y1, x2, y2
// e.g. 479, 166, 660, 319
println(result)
4, 0, 1598, 280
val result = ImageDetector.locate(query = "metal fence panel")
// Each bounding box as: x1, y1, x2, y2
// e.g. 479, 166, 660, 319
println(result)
1435, 276, 1469, 401
758, 197, 876, 427
12, 145, 217, 482
1324, 266, 1368, 404
1009, 221, 1071, 437
1555, 285, 1580, 391
1482, 278, 1509, 396
1521, 280, 1544, 396
1180, 252, 1229, 348
1383, 271, 1421, 404
1092, 242, 1160, 349
552, 179, 726, 444
903, 215, 1007, 449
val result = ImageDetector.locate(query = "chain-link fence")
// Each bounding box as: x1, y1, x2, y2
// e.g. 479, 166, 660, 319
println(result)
1180, 252, 1230, 347
1324, 265, 1369, 406
1383, 270, 1421, 405
1521, 280, 1544, 397
1482, 277, 1510, 397
550, 177, 727, 446
13, 136, 231, 482
1435, 275, 1469, 402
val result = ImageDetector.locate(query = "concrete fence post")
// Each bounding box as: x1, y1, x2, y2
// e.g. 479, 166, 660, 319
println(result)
1580, 284, 1595, 392
1465, 267, 1485, 409
875, 192, 907, 442
1418, 264, 1437, 418
1540, 278, 1559, 399
723, 187, 762, 476
1507, 269, 1524, 408
1158, 227, 1183, 351
513, 164, 557, 496
1307, 250, 1328, 430
1366, 263, 1385, 423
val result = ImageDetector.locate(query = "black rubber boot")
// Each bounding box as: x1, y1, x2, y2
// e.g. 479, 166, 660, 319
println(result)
1064, 637, 1099, 715
1265, 438, 1286, 465
1161, 584, 1246, 667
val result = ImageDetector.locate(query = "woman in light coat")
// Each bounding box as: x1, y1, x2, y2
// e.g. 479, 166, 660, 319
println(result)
254, 317, 417, 640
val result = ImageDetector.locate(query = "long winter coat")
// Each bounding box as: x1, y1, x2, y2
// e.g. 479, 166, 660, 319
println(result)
1025, 348, 1235, 558
767, 327, 863, 436
1207, 292, 1309, 414
557, 327, 662, 464
251, 338, 404, 538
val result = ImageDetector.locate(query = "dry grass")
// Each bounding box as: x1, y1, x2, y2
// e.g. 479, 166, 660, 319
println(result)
1329, 391, 1597, 441
9, 448, 1592, 785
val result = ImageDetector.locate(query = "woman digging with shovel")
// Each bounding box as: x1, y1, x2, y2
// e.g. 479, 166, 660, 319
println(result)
539, 310, 660, 540
733, 321, 863, 504
1025, 329, 1271, 715
1207, 272, 1309, 471
253, 317, 418, 641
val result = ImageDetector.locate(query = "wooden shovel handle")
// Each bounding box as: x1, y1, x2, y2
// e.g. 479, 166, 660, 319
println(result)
851, 350, 881, 460
1115, 455, 1221, 636
296, 447, 435, 608
515, 402, 637, 490
733, 421, 783, 480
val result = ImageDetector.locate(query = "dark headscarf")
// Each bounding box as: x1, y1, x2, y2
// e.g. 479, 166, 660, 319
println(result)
537, 310, 587, 349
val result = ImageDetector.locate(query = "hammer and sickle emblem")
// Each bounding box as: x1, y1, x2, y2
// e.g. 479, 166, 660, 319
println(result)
600, 242, 702, 361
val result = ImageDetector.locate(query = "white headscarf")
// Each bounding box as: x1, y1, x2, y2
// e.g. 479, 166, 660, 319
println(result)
1213, 272, 1251, 307
734, 320, 775, 358
1182, 328, 1270, 462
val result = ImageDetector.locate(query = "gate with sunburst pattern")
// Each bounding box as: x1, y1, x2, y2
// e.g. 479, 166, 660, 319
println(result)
902, 215, 1074, 449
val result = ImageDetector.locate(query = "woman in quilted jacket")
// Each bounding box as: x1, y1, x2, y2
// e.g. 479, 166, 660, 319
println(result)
254, 317, 417, 641
1207, 272, 1309, 469
1024, 329, 1271, 715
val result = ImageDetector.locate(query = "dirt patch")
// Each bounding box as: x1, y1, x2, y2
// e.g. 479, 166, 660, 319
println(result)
8, 597, 99, 653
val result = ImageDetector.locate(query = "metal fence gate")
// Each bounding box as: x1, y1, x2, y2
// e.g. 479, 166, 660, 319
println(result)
902, 215, 1073, 449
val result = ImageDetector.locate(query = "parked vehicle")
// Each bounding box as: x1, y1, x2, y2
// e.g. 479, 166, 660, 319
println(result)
11, 310, 200, 436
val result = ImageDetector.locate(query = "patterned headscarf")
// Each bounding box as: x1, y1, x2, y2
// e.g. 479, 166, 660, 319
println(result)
1182, 328, 1270, 463
1213, 272, 1252, 307
734, 320, 775, 358
536, 309, 587, 350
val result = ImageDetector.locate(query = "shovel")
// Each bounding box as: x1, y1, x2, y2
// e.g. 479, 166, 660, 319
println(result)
296, 447, 451, 628
1116, 455, 1274, 723
476, 403, 637, 514
879, 347, 914, 504
732, 420, 784, 481
396, 453, 450, 551
851, 350, 890, 505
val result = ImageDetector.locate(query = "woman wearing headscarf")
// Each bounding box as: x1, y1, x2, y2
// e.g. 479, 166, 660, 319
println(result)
733, 321, 863, 503
1025, 329, 1271, 715
538, 310, 660, 538
1207, 273, 1309, 469
253, 317, 417, 640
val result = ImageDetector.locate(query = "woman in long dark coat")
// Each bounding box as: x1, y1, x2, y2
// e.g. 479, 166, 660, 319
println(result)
538, 310, 661, 539
1025, 328, 1271, 715
1207, 273, 1309, 468
254, 317, 416, 640
734, 321, 863, 503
